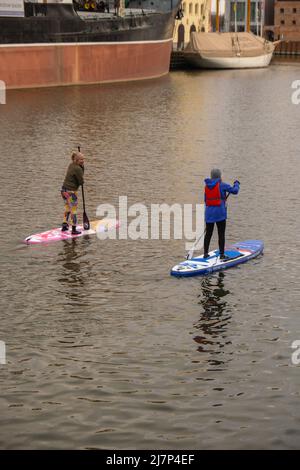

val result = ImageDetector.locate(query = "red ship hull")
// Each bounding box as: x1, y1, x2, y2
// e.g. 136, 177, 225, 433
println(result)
0, 39, 173, 89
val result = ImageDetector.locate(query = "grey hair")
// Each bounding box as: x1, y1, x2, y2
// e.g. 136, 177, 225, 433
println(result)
211, 168, 222, 179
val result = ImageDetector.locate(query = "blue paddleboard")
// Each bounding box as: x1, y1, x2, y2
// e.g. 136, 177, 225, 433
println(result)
170, 240, 264, 277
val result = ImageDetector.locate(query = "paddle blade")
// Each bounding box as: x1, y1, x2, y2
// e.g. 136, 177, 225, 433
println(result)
83, 211, 90, 230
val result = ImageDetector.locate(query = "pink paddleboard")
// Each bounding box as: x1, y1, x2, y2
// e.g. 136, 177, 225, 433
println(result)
24, 219, 119, 245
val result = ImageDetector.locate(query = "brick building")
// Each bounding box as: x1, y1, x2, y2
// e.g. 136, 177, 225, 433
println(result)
272, 0, 300, 40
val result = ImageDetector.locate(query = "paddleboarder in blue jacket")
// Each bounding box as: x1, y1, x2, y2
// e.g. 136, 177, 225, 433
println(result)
204, 169, 240, 260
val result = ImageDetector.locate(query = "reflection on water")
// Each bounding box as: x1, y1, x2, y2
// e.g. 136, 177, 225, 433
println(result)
198, 272, 230, 317
59, 239, 89, 279
56, 237, 97, 313
194, 273, 232, 370
1, 65, 300, 449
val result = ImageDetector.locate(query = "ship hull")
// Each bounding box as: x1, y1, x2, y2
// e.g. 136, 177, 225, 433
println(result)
0, 3, 180, 89
183, 32, 275, 70
0, 39, 173, 89
184, 51, 274, 69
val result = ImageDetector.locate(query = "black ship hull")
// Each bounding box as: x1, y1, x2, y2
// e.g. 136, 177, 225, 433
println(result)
0, 4, 177, 44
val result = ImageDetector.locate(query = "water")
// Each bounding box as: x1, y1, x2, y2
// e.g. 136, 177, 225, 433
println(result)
1, 62, 300, 449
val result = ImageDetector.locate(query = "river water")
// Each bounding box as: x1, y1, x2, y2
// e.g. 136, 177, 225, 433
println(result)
1, 61, 300, 449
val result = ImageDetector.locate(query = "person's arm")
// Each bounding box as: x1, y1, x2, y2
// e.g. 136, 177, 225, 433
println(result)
222, 180, 240, 196
75, 165, 84, 187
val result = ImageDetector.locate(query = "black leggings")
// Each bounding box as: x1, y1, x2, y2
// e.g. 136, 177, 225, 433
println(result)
204, 220, 226, 255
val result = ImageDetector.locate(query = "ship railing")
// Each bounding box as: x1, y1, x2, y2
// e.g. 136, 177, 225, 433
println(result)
77, 9, 158, 20
74, 0, 156, 16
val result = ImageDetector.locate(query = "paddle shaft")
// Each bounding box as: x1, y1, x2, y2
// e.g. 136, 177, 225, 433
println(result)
78, 146, 90, 230
79, 152, 86, 211
81, 184, 86, 212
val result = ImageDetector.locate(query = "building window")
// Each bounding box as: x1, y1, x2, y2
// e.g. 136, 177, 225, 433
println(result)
182, 2, 186, 13
293, 8, 297, 13
280, 8, 284, 14
195, 4, 199, 15
281, 20, 284, 25
293, 20, 296, 25
189, 3, 193, 15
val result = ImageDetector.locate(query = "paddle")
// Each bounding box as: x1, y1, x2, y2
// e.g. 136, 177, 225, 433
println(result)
186, 229, 205, 260
186, 193, 231, 260
78, 146, 90, 230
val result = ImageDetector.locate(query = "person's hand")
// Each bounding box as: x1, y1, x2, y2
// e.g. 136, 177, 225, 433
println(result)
234, 180, 240, 185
